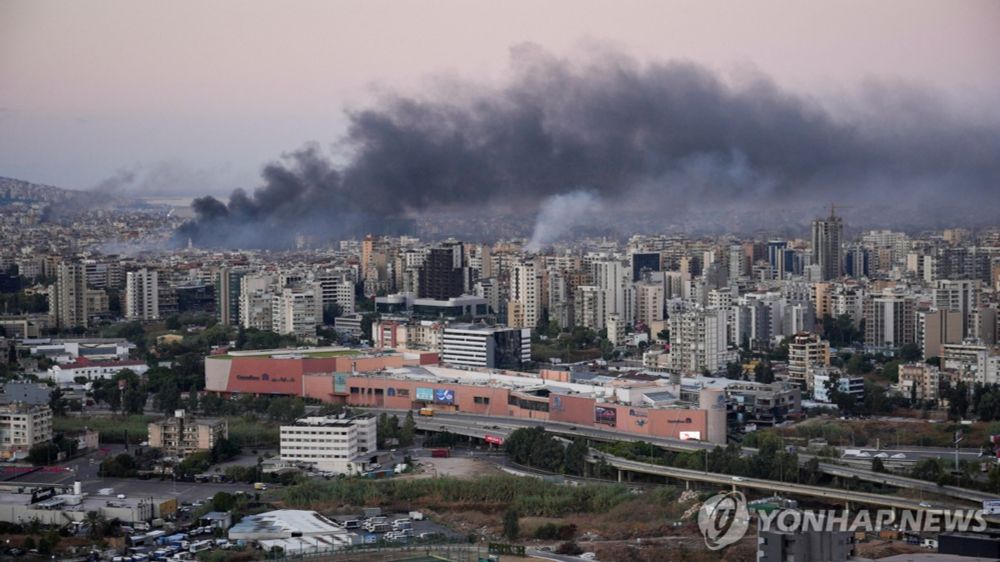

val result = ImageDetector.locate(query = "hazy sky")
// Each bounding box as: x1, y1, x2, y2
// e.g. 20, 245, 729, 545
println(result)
2, 0, 998, 195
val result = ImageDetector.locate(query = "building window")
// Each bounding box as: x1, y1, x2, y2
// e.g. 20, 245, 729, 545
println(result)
473, 396, 490, 405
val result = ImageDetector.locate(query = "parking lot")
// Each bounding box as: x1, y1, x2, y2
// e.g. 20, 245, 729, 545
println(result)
8, 446, 255, 504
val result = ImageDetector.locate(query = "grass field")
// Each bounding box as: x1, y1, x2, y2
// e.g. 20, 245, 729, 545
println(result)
54, 414, 281, 447
54, 415, 155, 443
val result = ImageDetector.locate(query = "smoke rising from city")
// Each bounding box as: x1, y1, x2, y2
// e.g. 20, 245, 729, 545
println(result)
177, 45, 1000, 248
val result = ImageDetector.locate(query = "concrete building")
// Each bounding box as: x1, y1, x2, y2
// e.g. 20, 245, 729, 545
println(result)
787, 333, 830, 391
49, 262, 88, 329
942, 343, 1000, 385
574, 285, 605, 331
864, 290, 916, 349
917, 308, 963, 360
440, 324, 531, 369
897, 363, 941, 402
811, 208, 844, 281
812, 369, 864, 403
508, 258, 542, 329
148, 410, 228, 459
669, 308, 736, 374
757, 511, 853, 562
635, 280, 665, 326
271, 286, 320, 340
279, 415, 377, 474
43, 357, 148, 384
934, 279, 981, 338
0, 403, 52, 456
125, 268, 160, 321
215, 268, 244, 326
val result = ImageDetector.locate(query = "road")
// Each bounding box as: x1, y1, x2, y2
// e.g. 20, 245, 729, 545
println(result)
395, 410, 997, 507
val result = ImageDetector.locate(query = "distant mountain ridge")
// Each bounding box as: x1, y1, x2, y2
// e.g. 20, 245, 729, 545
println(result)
0, 176, 78, 204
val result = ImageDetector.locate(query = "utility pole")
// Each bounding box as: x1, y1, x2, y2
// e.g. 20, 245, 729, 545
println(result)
955, 430, 963, 473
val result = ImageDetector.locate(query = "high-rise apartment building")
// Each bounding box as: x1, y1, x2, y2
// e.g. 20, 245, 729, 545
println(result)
574, 285, 605, 331
811, 208, 844, 281
215, 268, 244, 326
49, 262, 89, 329
418, 242, 465, 300
787, 332, 831, 391
125, 268, 160, 320
271, 287, 320, 339
508, 259, 542, 328
864, 290, 916, 349
668, 308, 734, 374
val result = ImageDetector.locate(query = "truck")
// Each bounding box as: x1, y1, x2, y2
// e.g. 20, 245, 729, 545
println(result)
419, 408, 435, 417
431, 448, 450, 458
254, 482, 267, 491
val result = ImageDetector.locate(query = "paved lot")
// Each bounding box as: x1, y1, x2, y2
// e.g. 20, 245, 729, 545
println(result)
8, 445, 255, 503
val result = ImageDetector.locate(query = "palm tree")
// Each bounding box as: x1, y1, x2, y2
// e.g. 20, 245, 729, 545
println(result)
84, 510, 107, 540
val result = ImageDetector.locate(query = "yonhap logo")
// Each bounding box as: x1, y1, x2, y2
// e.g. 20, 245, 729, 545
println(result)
698, 491, 750, 550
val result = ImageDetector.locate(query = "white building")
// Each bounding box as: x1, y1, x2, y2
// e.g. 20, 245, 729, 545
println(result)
574, 285, 605, 331
272, 287, 320, 340
668, 308, 736, 374
812, 369, 864, 403
441, 324, 530, 368
508, 259, 542, 328
44, 358, 149, 384
125, 269, 160, 320
279, 415, 377, 474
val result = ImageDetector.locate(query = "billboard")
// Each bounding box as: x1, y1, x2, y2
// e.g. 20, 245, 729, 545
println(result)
415, 387, 434, 401
595, 406, 617, 426
434, 388, 455, 404
679, 431, 702, 441
334, 373, 348, 394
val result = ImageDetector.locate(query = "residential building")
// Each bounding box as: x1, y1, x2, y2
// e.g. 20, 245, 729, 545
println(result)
215, 268, 244, 326
864, 290, 916, 349
811, 208, 844, 281
812, 368, 864, 403
0, 403, 52, 456
916, 308, 963, 360
897, 363, 940, 402
787, 333, 830, 391
148, 410, 228, 459
574, 285, 605, 331
271, 286, 320, 339
508, 258, 542, 328
668, 308, 735, 374
125, 268, 160, 320
49, 262, 88, 329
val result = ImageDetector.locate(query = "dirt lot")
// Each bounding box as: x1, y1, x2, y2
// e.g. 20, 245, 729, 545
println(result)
406, 455, 505, 479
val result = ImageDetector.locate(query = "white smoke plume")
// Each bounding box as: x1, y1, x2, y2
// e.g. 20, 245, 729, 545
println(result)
525, 190, 602, 252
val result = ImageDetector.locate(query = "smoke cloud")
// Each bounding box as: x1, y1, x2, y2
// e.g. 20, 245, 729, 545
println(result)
178, 45, 1000, 248
525, 191, 603, 252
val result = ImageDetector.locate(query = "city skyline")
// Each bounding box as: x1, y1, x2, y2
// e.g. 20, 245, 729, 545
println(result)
2, 1, 1000, 249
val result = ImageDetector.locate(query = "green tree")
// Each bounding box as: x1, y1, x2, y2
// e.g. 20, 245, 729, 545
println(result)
399, 411, 416, 446
563, 438, 588, 475
899, 343, 921, 362
49, 387, 67, 416
211, 491, 237, 512
155, 380, 182, 413
502, 509, 520, 540
871, 457, 886, 473
725, 362, 743, 380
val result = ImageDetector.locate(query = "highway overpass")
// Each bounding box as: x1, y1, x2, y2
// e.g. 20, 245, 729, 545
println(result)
406, 410, 997, 507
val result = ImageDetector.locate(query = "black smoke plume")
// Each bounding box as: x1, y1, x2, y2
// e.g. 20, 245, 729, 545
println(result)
177, 45, 1000, 248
